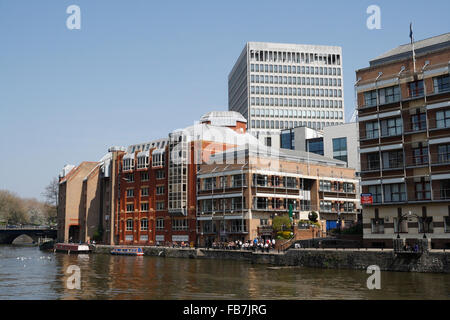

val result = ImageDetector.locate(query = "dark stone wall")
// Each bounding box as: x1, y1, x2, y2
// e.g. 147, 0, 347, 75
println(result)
90, 245, 450, 273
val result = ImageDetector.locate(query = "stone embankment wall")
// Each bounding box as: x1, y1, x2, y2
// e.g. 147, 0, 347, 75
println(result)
91, 245, 450, 273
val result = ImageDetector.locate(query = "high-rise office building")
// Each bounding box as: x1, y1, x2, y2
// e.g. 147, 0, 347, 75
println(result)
228, 42, 345, 147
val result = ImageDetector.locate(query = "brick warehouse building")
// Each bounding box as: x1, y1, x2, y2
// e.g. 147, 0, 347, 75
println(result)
107, 111, 254, 246
356, 32, 450, 248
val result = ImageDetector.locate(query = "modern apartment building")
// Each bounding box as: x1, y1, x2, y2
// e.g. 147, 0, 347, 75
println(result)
196, 145, 358, 246
356, 32, 450, 248
228, 42, 345, 148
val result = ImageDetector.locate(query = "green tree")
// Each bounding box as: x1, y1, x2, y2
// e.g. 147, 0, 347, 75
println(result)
272, 215, 292, 233
308, 211, 318, 223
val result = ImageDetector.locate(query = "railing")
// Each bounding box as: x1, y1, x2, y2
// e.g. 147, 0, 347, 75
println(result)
428, 117, 450, 130
0, 225, 55, 230
433, 189, 450, 201
434, 83, 450, 94
408, 87, 425, 98
403, 120, 427, 133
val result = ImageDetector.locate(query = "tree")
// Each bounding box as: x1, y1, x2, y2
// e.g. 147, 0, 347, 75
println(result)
308, 211, 318, 223
42, 177, 59, 225
0, 190, 28, 225
272, 215, 292, 233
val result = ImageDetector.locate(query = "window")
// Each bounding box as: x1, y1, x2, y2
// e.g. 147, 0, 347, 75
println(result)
156, 201, 165, 211
332, 137, 347, 163
156, 218, 164, 231
411, 112, 426, 131
371, 218, 384, 234
152, 151, 165, 167
126, 189, 134, 198
368, 185, 382, 203
394, 217, 408, 233
172, 219, 188, 231
365, 152, 380, 170
123, 157, 134, 171
433, 74, 449, 93
365, 121, 379, 139
436, 110, 450, 129
140, 172, 149, 181
319, 180, 331, 191
126, 203, 134, 212
438, 144, 450, 164
140, 202, 149, 212
418, 217, 433, 233
156, 186, 165, 195
141, 187, 149, 196
383, 183, 406, 202
137, 155, 149, 169
126, 219, 133, 231
380, 118, 402, 137
408, 80, 424, 97
415, 180, 431, 200
125, 173, 134, 182
379, 85, 400, 104
445, 217, 450, 233
364, 90, 377, 107
140, 219, 148, 231
232, 174, 245, 188
412, 144, 428, 165
382, 150, 403, 169
440, 180, 450, 200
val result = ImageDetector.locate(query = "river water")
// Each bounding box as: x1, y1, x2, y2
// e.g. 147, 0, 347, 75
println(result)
0, 245, 449, 300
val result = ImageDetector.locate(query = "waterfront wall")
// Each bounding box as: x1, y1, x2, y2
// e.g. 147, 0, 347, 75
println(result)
90, 245, 450, 273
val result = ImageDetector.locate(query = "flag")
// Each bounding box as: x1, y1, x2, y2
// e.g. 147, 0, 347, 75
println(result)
409, 23, 414, 44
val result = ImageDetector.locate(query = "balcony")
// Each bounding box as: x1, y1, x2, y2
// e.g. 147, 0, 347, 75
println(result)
431, 152, 450, 166
433, 189, 450, 201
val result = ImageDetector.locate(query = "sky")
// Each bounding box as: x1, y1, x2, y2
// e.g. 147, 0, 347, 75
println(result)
0, 0, 449, 200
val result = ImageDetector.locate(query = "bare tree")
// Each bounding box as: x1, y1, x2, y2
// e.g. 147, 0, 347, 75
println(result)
42, 177, 59, 225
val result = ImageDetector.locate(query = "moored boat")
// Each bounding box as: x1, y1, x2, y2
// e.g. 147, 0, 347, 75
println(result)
110, 247, 144, 256
54, 243, 90, 254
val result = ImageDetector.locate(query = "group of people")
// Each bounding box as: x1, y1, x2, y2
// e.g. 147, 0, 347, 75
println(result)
210, 238, 276, 252
402, 244, 420, 252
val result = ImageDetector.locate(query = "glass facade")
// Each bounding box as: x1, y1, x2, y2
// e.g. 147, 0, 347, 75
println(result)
332, 137, 347, 163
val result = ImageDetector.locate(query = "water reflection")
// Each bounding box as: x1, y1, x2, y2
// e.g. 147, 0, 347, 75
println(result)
0, 245, 449, 300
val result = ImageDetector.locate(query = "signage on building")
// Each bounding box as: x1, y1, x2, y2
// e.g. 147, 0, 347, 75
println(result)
155, 235, 165, 242
172, 235, 189, 242
361, 193, 373, 204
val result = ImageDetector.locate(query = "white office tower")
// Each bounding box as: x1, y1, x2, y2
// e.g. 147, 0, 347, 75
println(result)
228, 42, 345, 148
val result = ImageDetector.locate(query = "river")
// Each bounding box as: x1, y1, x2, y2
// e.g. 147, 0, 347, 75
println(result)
0, 245, 449, 300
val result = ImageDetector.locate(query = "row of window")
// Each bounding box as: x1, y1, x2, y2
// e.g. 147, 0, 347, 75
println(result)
129, 140, 167, 153
249, 50, 341, 66
319, 181, 355, 193
251, 120, 342, 131
123, 153, 166, 170
364, 109, 450, 140
251, 96, 343, 108
320, 201, 355, 212
125, 218, 189, 232
362, 75, 449, 107
126, 201, 165, 212
250, 81, 343, 98
250, 75, 342, 88
252, 109, 343, 120
123, 170, 165, 183
250, 64, 342, 76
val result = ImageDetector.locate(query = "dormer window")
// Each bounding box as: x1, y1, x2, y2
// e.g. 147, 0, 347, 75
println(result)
136, 151, 149, 169
152, 150, 165, 167
122, 155, 134, 171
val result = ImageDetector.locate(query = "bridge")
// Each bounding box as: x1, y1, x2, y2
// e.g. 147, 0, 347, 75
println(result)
0, 226, 57, 244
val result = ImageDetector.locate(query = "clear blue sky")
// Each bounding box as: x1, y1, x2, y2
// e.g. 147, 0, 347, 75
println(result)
0, 0, 449, 200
